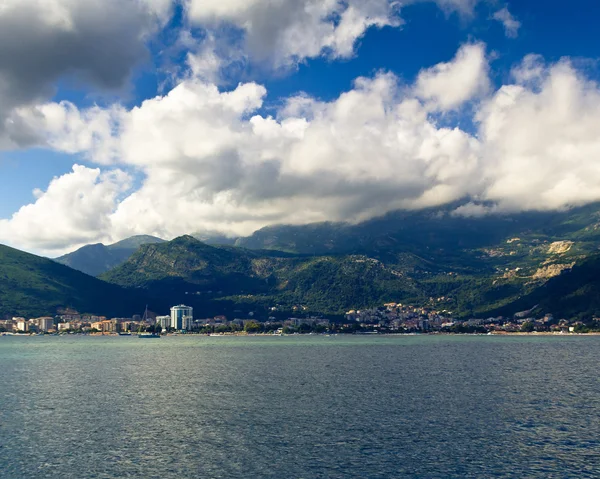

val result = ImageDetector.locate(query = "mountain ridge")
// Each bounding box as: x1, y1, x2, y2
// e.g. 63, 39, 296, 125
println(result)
7, 203, 600, 320
98, 203, 600, 320
55, 235, 165, 276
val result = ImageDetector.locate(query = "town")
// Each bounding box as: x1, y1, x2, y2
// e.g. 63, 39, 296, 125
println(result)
1, 302, 597, 336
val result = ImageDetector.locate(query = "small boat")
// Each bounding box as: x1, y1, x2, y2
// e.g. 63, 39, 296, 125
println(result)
118, 332, 132, 336
138, 305, 160, 339
139, 332, 160, 339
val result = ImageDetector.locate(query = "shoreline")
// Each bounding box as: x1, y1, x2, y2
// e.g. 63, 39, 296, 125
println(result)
3, 331, 600, 337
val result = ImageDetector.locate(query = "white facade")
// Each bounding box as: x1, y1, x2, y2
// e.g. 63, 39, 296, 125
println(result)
16, 320, 28, 332
37, 318, 54, 332
170, 305, 193, 330
156, 316, 170, 330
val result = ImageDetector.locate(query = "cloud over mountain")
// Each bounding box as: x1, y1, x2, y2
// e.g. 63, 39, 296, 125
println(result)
2, 0, 600, 256
4, 38, 600, 256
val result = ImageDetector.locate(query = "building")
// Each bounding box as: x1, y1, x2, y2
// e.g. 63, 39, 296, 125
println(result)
16, 319, 28, 333
156, 316, 170, 330
170, 305, 193, 330
36, 317, 55, 332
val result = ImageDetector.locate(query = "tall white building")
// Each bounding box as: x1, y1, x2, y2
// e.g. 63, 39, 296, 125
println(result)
16, 319, 28, 332
170, 305, 193, 331
37, 317, 54, 332
156, 316, 170, 330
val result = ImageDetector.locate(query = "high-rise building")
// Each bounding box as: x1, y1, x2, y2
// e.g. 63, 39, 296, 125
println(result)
16, 319, 28, 332
170, 305, 193, 331
36, 317, 55, 332
156, 316, 170, 330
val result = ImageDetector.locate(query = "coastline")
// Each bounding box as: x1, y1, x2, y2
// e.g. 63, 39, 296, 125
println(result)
4, 331, 600, 337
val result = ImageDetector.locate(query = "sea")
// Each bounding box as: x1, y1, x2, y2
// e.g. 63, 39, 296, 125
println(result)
1, 334, 599, 478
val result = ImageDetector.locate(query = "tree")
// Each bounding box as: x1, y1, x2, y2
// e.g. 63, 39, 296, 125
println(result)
244, 321, 262, 333
520, 321, 535, 333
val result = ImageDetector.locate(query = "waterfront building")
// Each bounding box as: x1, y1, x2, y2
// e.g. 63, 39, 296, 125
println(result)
156, 316, 170, 330
16, 319, 28, 332
37, 317, 55, 332
170, 305, 193, 330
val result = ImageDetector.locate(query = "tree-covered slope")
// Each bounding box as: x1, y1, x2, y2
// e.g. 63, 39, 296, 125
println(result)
101, 236, 421, 315
55, 235, 165, 276
236, 203, 600, 259
486, 254, 600, 321
98, 204, 600, 320
0, 244, 145, 318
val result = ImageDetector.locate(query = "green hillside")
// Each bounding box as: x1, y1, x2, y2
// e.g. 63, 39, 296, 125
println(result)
0, 244, 145, 318
9, 203, 600, 321
487, 254, 600, 321
236, 203, 600, 259
100, 236, 421, 316
100, 203, 600, 320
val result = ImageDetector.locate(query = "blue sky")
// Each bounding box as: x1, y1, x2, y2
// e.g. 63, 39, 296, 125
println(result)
1, 0, 600, 255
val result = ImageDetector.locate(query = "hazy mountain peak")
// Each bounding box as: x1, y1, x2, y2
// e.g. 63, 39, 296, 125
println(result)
55, 235, 166, 277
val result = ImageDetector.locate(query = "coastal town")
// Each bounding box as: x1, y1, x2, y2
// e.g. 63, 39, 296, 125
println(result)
0, 302, 596, 335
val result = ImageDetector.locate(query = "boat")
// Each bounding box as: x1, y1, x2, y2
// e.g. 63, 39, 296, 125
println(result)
118, 332, 132, 336
138, 305, 160, 339
139, 332, 160, 339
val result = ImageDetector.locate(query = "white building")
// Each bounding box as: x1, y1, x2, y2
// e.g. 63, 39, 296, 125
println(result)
156, 316, 170, 330
16, 319, 28, 332
170, 305, 193, 330
37, 317, 54, 332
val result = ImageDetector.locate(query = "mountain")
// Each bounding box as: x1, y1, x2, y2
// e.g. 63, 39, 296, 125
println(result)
489, 254, 600, 321
235, 203, 600, 258
55, 235, 165, 276
191, 231, 239, 246
100, 236, 420, 317
100, 204, 600, 320
0, 244, 146, 318
108, 235, 166, 250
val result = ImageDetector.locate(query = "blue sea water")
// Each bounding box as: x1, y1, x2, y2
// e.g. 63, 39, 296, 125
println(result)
1, 335, 600, 478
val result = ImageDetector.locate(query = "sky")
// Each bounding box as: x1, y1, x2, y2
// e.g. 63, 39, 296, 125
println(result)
1, 0, 600, 256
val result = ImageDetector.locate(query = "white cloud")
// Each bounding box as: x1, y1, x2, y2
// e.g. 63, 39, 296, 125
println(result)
451, 202, 499, 217
183, 0, 483, 69
0, 0, 173, 147
8, 44, 600, 255
414, 42, 490, 111
493, 6, 521, 38
185, 0, 402, 68
186, 36, 226, 84
13, 102, 124, 164
476, 57, 600, 211
9, 45, 487, 252
0, 165, 131, 255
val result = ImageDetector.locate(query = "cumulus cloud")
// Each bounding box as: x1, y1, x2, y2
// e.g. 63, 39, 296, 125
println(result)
183, 0, 482, 69
9, 45, 487, 252
0, 0, 486, 150
414, 42, 490, 111
6, 41, 600, 255
0, 165, 131, 254
0, 0, 172, 148
493, 6, 521, 38
0, 0, 486, 151
185, 0, 403, 68
476, 57, 600, 211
